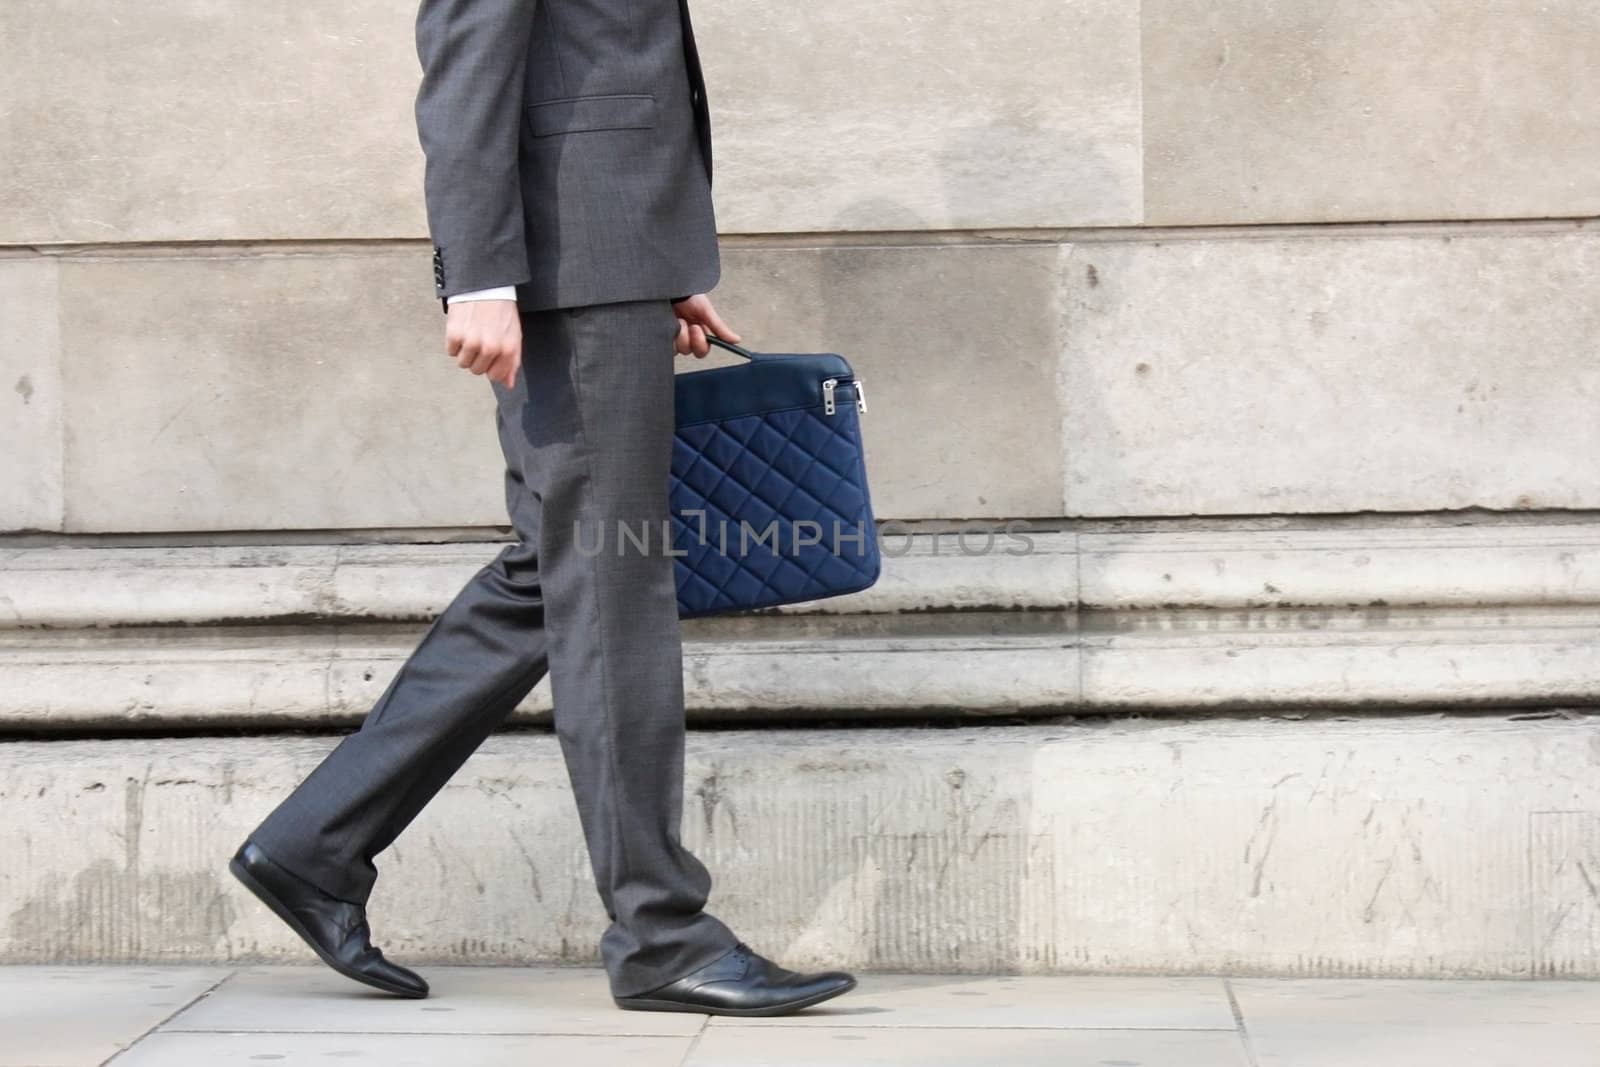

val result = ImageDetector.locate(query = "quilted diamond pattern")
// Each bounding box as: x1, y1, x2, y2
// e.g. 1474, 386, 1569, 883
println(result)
669, 396, 880, 618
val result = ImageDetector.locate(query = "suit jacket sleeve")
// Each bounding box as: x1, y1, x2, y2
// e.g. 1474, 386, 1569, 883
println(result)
414, 0, 535, 308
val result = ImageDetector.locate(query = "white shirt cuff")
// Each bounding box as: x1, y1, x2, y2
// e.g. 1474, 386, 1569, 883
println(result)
446, 285, 519, 304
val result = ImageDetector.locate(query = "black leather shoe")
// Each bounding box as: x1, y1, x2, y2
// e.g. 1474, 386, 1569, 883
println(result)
228, 839, 428, 999
614, 942, 855, 1017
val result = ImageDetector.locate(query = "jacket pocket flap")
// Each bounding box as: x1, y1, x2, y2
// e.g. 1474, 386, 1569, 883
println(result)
526, 93, 657, 137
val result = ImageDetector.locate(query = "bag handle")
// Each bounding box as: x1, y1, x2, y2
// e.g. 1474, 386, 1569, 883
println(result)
705, 334, 758, 360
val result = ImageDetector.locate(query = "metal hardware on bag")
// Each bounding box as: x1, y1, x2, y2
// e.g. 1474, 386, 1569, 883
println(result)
705, 335, 863, 418
821, 377, 866, 417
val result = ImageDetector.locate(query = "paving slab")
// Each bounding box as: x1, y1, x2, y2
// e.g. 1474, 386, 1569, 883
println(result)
161, 965, 701, 1037
1243, 1021, 1599, 1067
111, 1032, 692, 1067
7, 966, 1600, 1066
1233, 978, 1600, 1067
0, 966, 227, 1067
707, 974, 1235, 1030
684, 1026, 1250, 1066
1230, 977, 1600, 1025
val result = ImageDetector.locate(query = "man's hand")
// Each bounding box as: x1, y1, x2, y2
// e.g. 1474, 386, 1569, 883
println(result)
672, 294, 741, 358
444, 299, 521, 389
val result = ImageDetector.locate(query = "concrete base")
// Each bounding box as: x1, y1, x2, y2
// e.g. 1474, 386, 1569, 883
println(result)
4, 715, 1597, 976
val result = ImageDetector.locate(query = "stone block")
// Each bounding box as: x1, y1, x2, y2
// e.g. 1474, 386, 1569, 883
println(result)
39, 241, 1065, 531
717, 242, 1065, 518
1142, 0, 1600, 225
0, 257, 62, 531
0, 2, 423, 245
1059, 229, 1600, 515
55, 249, 503, 532
698, 0, 1143, 232
3, 716, 1598, 976
1, 0, 1142, 245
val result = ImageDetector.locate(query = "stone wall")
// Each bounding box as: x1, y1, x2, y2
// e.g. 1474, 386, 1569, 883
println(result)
3, 0, 1597, 532
5, 4, 1600, 975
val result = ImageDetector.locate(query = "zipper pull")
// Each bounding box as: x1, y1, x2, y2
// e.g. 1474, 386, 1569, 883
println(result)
853, 378, 867, 414
822, 377, 837, 415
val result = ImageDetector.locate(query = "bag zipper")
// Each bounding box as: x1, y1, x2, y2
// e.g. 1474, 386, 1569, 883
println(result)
821, 377, 867, 416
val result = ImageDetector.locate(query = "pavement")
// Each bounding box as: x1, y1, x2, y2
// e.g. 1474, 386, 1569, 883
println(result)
1, 964, 1596, 1066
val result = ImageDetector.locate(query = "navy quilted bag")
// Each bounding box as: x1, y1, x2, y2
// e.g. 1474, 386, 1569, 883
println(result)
670, 335, 880, 617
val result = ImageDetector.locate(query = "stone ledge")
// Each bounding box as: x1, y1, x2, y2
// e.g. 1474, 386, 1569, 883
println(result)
2, 608, 1597, 728
5, 523, 1600, 726
0, 628, 1079, 729
4, 523, 1598, 629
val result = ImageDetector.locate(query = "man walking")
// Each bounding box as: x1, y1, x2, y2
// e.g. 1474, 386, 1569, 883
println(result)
227, 0, 857, 1017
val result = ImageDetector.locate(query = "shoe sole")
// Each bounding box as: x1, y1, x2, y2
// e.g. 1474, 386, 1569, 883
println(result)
614, 975, 857, 1017
228, 855, 428, 1000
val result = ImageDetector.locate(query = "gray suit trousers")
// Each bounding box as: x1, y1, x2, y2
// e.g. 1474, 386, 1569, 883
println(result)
250, 298, 739, 998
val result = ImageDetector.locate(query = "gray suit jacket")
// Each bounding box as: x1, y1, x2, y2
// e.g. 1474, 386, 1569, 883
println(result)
415, 0, 719, 313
